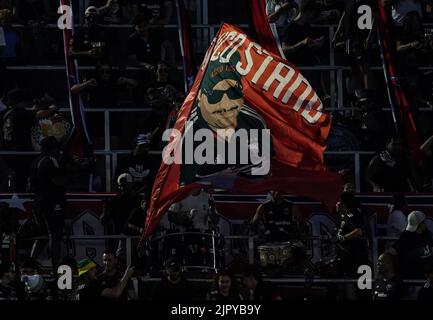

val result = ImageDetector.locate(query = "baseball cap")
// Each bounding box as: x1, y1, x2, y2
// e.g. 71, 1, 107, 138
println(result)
117, 173, 133, 185
85, 6, 99, 17
136, 133, 151, 146
77, 259, 97, 277
406, 211, 426, 232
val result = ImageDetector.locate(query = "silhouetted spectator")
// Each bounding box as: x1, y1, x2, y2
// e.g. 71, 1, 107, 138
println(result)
69, 6, 111, 65
98, 249, 136, 300
76, 258, 134, 300
29, 136, 67, 269
152, 257, 194, 300
206, 271, 240, 300
387, 194, 408, 246
100, 173, 142, 256
71, 62, 138, 108
240, 265, 281, 300
127, 13, 175, 75
114, 134, 155, 194
365, 137, 421, 192
373, 252, 407, 300
393, 211, 433, 279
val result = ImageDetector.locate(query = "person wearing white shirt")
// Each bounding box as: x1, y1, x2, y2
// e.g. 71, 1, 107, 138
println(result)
386, 194, 408, 247
163, 189, 211, 232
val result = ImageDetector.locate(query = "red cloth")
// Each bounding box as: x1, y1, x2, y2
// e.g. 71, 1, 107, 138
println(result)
142, 23, 342, 241
377, 0, 423, 165
249, 0, 283, 57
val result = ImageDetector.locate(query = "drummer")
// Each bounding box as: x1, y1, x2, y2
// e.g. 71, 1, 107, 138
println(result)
252, 190, 304, 242
161, 188, 214, 232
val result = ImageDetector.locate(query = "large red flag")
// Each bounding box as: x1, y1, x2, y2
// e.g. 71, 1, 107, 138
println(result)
175, 0, 196, 93
377, 0, 423, 165
142, 23, 342, 240
248, 0, 285, 58
59, 0, 94, 166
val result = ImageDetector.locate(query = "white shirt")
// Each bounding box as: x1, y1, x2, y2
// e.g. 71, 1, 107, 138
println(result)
167, 190, 211, 231
387, 208, 407, 238
391, 0, 422, 26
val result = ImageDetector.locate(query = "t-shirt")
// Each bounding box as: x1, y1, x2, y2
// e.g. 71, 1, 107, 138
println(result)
373, 276, 407, 300
168, 191, 210, 231
98, 269, 130, 300
370, 151, 412, 192
338, 206, 368, 252
125, 207, 146, 235
152, 278, 194, 300
127, 31, 162, 65
71, 26, 110, 64
261, 199, 298, 242
394, 231, 433, 279
105, 194, 142, 234
76, 279, 106, 300
0, 27, 19, 60
387, 208, 407, 238
115, 154, 154, 192
30, 155, 66, 202
138, 0, 175, 24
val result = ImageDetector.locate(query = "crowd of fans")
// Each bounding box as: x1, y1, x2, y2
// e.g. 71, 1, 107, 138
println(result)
0, 0, 433, 300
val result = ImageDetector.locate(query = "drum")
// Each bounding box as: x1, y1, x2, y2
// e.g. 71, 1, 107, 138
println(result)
257, 242, 293, 268
148, 231, 224, 275
315, 255, 342, 278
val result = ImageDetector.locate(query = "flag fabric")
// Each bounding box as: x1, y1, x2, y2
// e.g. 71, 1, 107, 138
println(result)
376, 0, 423, 165
142, 23, 342, 240
248, 0, 285, 58
175, 0, 196, 93
59, 0, 93, 166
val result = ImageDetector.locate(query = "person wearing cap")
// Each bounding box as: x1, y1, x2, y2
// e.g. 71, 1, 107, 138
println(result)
151, 257, 194, 300
114, 133, 155, 194
69, 5, 110, 65
29, 136, 68, 269
393, 211, 433, 279
76, 258, 135, 300
100, 172, 142, 259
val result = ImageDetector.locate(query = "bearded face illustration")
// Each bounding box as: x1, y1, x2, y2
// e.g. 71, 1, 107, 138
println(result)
199, 78, 244, 132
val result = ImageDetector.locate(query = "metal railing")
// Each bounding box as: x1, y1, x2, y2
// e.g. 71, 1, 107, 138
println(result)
25, 233, 429, 291
0, 148, 374, 192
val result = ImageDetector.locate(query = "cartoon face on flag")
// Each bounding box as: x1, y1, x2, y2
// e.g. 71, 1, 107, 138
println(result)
142, 23, 342, 241
179, 55, 272, 186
